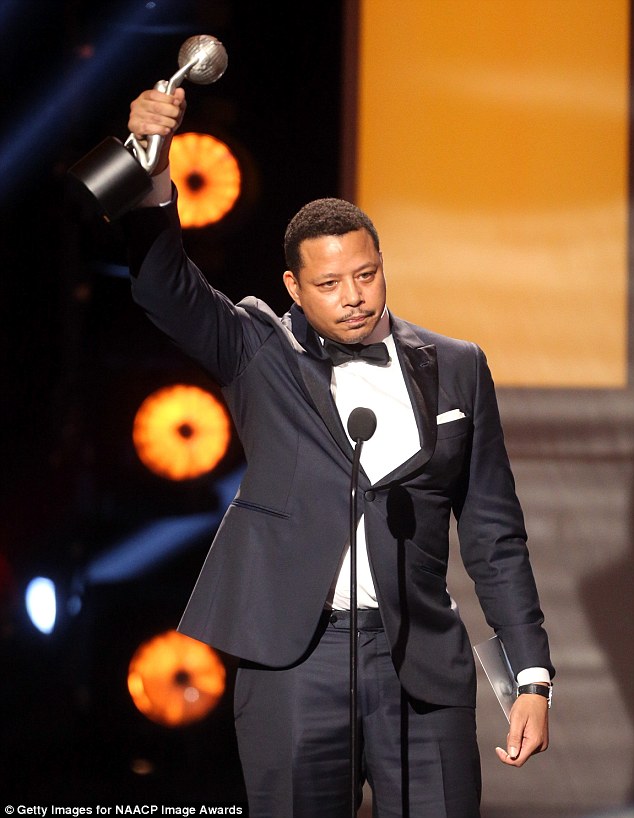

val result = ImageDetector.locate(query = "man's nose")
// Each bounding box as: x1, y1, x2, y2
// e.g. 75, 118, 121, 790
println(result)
341, 279, 362, 306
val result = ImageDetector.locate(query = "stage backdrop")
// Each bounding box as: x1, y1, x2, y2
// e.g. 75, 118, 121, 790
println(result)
354, 0, 629, 387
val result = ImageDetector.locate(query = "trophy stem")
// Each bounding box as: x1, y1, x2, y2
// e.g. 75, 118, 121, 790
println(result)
126, 57, 198, 173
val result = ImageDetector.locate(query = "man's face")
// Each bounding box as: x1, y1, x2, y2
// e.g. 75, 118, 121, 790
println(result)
282, 229, 386, 344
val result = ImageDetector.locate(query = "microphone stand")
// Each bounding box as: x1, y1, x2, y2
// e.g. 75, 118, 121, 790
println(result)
349, 435, 363, 818
346, 406, 377, 818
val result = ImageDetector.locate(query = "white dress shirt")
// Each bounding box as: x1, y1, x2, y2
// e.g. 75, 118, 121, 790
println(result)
329, 332, 418, 609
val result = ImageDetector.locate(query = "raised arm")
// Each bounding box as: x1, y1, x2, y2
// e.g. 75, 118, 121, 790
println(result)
123, 88, 251, 386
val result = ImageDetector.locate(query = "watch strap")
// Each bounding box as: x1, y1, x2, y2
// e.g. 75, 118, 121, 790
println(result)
517, 683, 552, 707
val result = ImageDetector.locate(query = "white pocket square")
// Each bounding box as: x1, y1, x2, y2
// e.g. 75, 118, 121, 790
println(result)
437, 409, 466, 425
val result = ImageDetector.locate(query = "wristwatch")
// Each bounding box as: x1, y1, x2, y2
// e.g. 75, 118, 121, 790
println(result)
517, 683, 552, 708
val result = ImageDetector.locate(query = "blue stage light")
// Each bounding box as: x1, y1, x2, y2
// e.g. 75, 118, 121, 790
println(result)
83, 466, 243, 585
0, 0, 189, 202
25, 576, 57, 635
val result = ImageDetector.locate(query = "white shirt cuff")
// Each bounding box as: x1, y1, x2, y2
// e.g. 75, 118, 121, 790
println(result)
517, 667, 551, 686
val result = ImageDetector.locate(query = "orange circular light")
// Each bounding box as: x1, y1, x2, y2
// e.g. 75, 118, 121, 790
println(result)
170, 132, 241, 228
132, 384, 231, 480
128, 629, 226, 727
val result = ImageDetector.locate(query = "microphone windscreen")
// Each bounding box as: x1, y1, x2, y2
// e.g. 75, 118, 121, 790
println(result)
347, 407, 377, 442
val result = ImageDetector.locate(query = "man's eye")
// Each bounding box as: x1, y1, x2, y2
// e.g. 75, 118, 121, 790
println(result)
319, 280, 337, 288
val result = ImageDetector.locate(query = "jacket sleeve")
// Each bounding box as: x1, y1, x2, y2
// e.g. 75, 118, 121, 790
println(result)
123, 196, 257, 386
453, 344, 555, 679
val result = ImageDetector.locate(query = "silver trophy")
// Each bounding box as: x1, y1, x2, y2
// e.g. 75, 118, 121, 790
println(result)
68, 35, 228, 221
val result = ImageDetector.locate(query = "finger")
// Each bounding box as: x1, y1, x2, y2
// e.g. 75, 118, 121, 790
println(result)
506, 726, 524, 761
134, 89, 183, 115
496, 743, 532, 767
138, 87, 185, 106
128, 106, 180, 135
496, 746, 517, 766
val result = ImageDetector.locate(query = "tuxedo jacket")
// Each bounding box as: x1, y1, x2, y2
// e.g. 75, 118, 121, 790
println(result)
125, 201, 554, 707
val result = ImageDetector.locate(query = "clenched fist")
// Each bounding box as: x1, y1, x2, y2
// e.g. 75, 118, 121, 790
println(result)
128, 87, 187, 174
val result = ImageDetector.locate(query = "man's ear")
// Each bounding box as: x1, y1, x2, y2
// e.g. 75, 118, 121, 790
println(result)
283, 270, 301, 306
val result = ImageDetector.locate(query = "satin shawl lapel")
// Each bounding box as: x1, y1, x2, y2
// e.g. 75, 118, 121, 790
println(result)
239, 300, 352, 457
286, 305, 354, 458
373, 316, 438, 487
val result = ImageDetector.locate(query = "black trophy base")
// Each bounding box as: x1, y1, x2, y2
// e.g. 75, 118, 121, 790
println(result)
67, 136, 153, 222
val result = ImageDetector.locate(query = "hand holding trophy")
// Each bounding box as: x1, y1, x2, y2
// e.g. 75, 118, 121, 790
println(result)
68, 35, 228, 222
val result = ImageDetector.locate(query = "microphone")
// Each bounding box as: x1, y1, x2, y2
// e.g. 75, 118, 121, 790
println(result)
347, 406, 377, 443
346, 407, 376, 818
67, 35, 228, 222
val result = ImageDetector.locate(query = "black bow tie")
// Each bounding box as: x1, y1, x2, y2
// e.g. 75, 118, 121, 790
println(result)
323, 339, 390, 367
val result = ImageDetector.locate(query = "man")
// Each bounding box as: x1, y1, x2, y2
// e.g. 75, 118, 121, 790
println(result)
125, 88, 554, 818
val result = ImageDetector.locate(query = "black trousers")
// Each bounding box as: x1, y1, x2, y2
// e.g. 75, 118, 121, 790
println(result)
234, 611, 481, 818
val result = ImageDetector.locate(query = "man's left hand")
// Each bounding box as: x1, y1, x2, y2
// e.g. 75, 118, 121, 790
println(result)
495, 690, 549, 767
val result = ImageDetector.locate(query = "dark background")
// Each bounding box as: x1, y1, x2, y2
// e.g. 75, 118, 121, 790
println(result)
0, 0, 345, 803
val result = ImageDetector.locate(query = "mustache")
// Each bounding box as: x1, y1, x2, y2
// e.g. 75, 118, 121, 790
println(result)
337, 310, 374, 324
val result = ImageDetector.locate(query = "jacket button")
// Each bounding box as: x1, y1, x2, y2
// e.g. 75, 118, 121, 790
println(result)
365, 490, 376, 502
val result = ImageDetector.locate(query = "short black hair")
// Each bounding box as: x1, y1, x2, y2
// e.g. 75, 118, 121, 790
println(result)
284, 198, 380, 275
